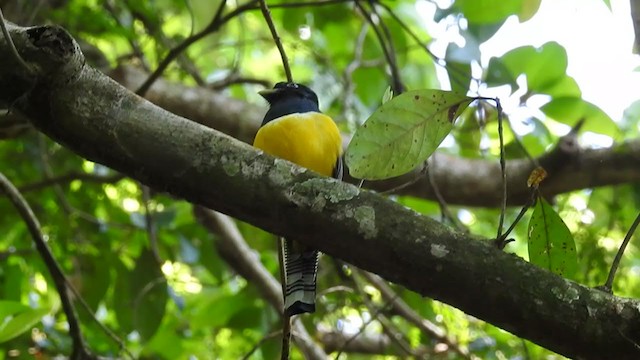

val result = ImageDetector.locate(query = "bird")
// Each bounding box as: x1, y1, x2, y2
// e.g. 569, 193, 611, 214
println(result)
253, 82, 343, 316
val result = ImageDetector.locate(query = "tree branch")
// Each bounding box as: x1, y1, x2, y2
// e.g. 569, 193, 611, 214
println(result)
3, 23, 640, 359
0, 171, 92, 359
108, 66, 640, 208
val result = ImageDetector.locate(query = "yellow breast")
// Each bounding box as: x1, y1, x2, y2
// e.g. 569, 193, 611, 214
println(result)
253, 112, 342, 177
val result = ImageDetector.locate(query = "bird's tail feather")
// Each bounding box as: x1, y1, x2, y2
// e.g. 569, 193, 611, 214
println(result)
283, 238, 318, 316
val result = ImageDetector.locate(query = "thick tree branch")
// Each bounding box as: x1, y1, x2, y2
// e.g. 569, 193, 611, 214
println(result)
2, 23, 640, 359
108, 67, 640, 207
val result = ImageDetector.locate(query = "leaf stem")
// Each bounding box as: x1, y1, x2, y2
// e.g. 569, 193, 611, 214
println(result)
603, 211, 640, 292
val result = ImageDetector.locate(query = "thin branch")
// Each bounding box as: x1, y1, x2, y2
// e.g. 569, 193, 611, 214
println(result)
354, 1, 403, 94
360, 270, 472, 359
602, 211, 640, 292
496, 99, 507, 239
63, 277, 134, 359
259, 0, 293, 83
243, 330, 282, 360
495, 189, 536, 249
365, 0, 403, 93
0, 171, 91, 359
376, 1, 477, 91
136, 0, 252, 96
426, 161, 466, 231
0, 8, 32, 73
18, 172, 124, 193
141, 184, 163, 265
333, 265, 417, 359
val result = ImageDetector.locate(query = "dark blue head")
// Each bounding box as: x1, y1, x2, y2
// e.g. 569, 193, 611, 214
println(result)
259, 82, 320, 126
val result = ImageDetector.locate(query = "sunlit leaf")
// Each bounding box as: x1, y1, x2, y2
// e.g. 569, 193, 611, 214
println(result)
486, 42, 574, 95
541, 97, 620, 138
456, 0, 521, 24
346, 90, 474, 180
528, 197, 578, 279
0, 302, 49, 343
519, 0, 542, 22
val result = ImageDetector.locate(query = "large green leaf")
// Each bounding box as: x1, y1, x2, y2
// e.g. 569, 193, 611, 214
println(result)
456, 0, 540, 24
541, 97, 620, 138
0, 301, 49, 343
486, 42, 575, 96
456, 0, 520, 24
345, 90, 474, 180
528, 197, 578, 279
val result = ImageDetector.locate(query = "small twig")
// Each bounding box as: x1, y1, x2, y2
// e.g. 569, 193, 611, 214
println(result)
380, 162, 428, 195
64, 278, 134, 359
243, 330, 283, 360
495, 99, 507, 239
365, 0, 403, 93
18, 172, 124, 193
259, 0, 293, 83
281, 315, 292, 360
376, 1, 478, 91
136, 0, 251, 96
360, 270, 472, 359
475, 97, 507, 239
426, 162, 466, 232
0, 172, 91, 359
141, 184, 163, 265
354, 1, 404, 94
333, 293, 400, 359
0, 8, 32, 73
494, 190, 536, 249
602, 211, 640, 292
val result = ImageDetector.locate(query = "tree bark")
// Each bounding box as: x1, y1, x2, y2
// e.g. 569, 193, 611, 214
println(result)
2, 23, 640, 360
109, 66, 640, 207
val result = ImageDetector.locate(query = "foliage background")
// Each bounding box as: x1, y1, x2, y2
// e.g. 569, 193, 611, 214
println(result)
1, 0, 639, 359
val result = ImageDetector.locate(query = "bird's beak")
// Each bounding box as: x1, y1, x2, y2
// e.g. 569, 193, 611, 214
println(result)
258, 88, 278, 98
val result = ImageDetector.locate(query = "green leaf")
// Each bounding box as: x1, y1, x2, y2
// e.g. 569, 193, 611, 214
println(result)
518, 0, 542, 22
131, 249, 168, 342
346, 90, 474, 180
456, 0, 541, 24
447, 61, 472, 98
486, 42, 574, 95
114, 250, 168, 342
528, 197, 578, 279
456, 0, 521, 24
541, 97, 619, 137
77, 253, 111, 311
0, 302, 49, 343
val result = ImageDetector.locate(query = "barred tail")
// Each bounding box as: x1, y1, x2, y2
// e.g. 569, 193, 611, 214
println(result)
283, 238, 318, 316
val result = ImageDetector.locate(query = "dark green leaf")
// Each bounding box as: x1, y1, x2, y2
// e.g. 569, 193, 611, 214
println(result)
131, 249, 168, 341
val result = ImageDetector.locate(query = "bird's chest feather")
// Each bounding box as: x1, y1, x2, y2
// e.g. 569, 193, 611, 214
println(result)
253, 112, 342, 177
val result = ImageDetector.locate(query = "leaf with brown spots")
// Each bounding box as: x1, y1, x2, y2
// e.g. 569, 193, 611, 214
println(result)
345, 90, 473, 180
528, 197, 578, 279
